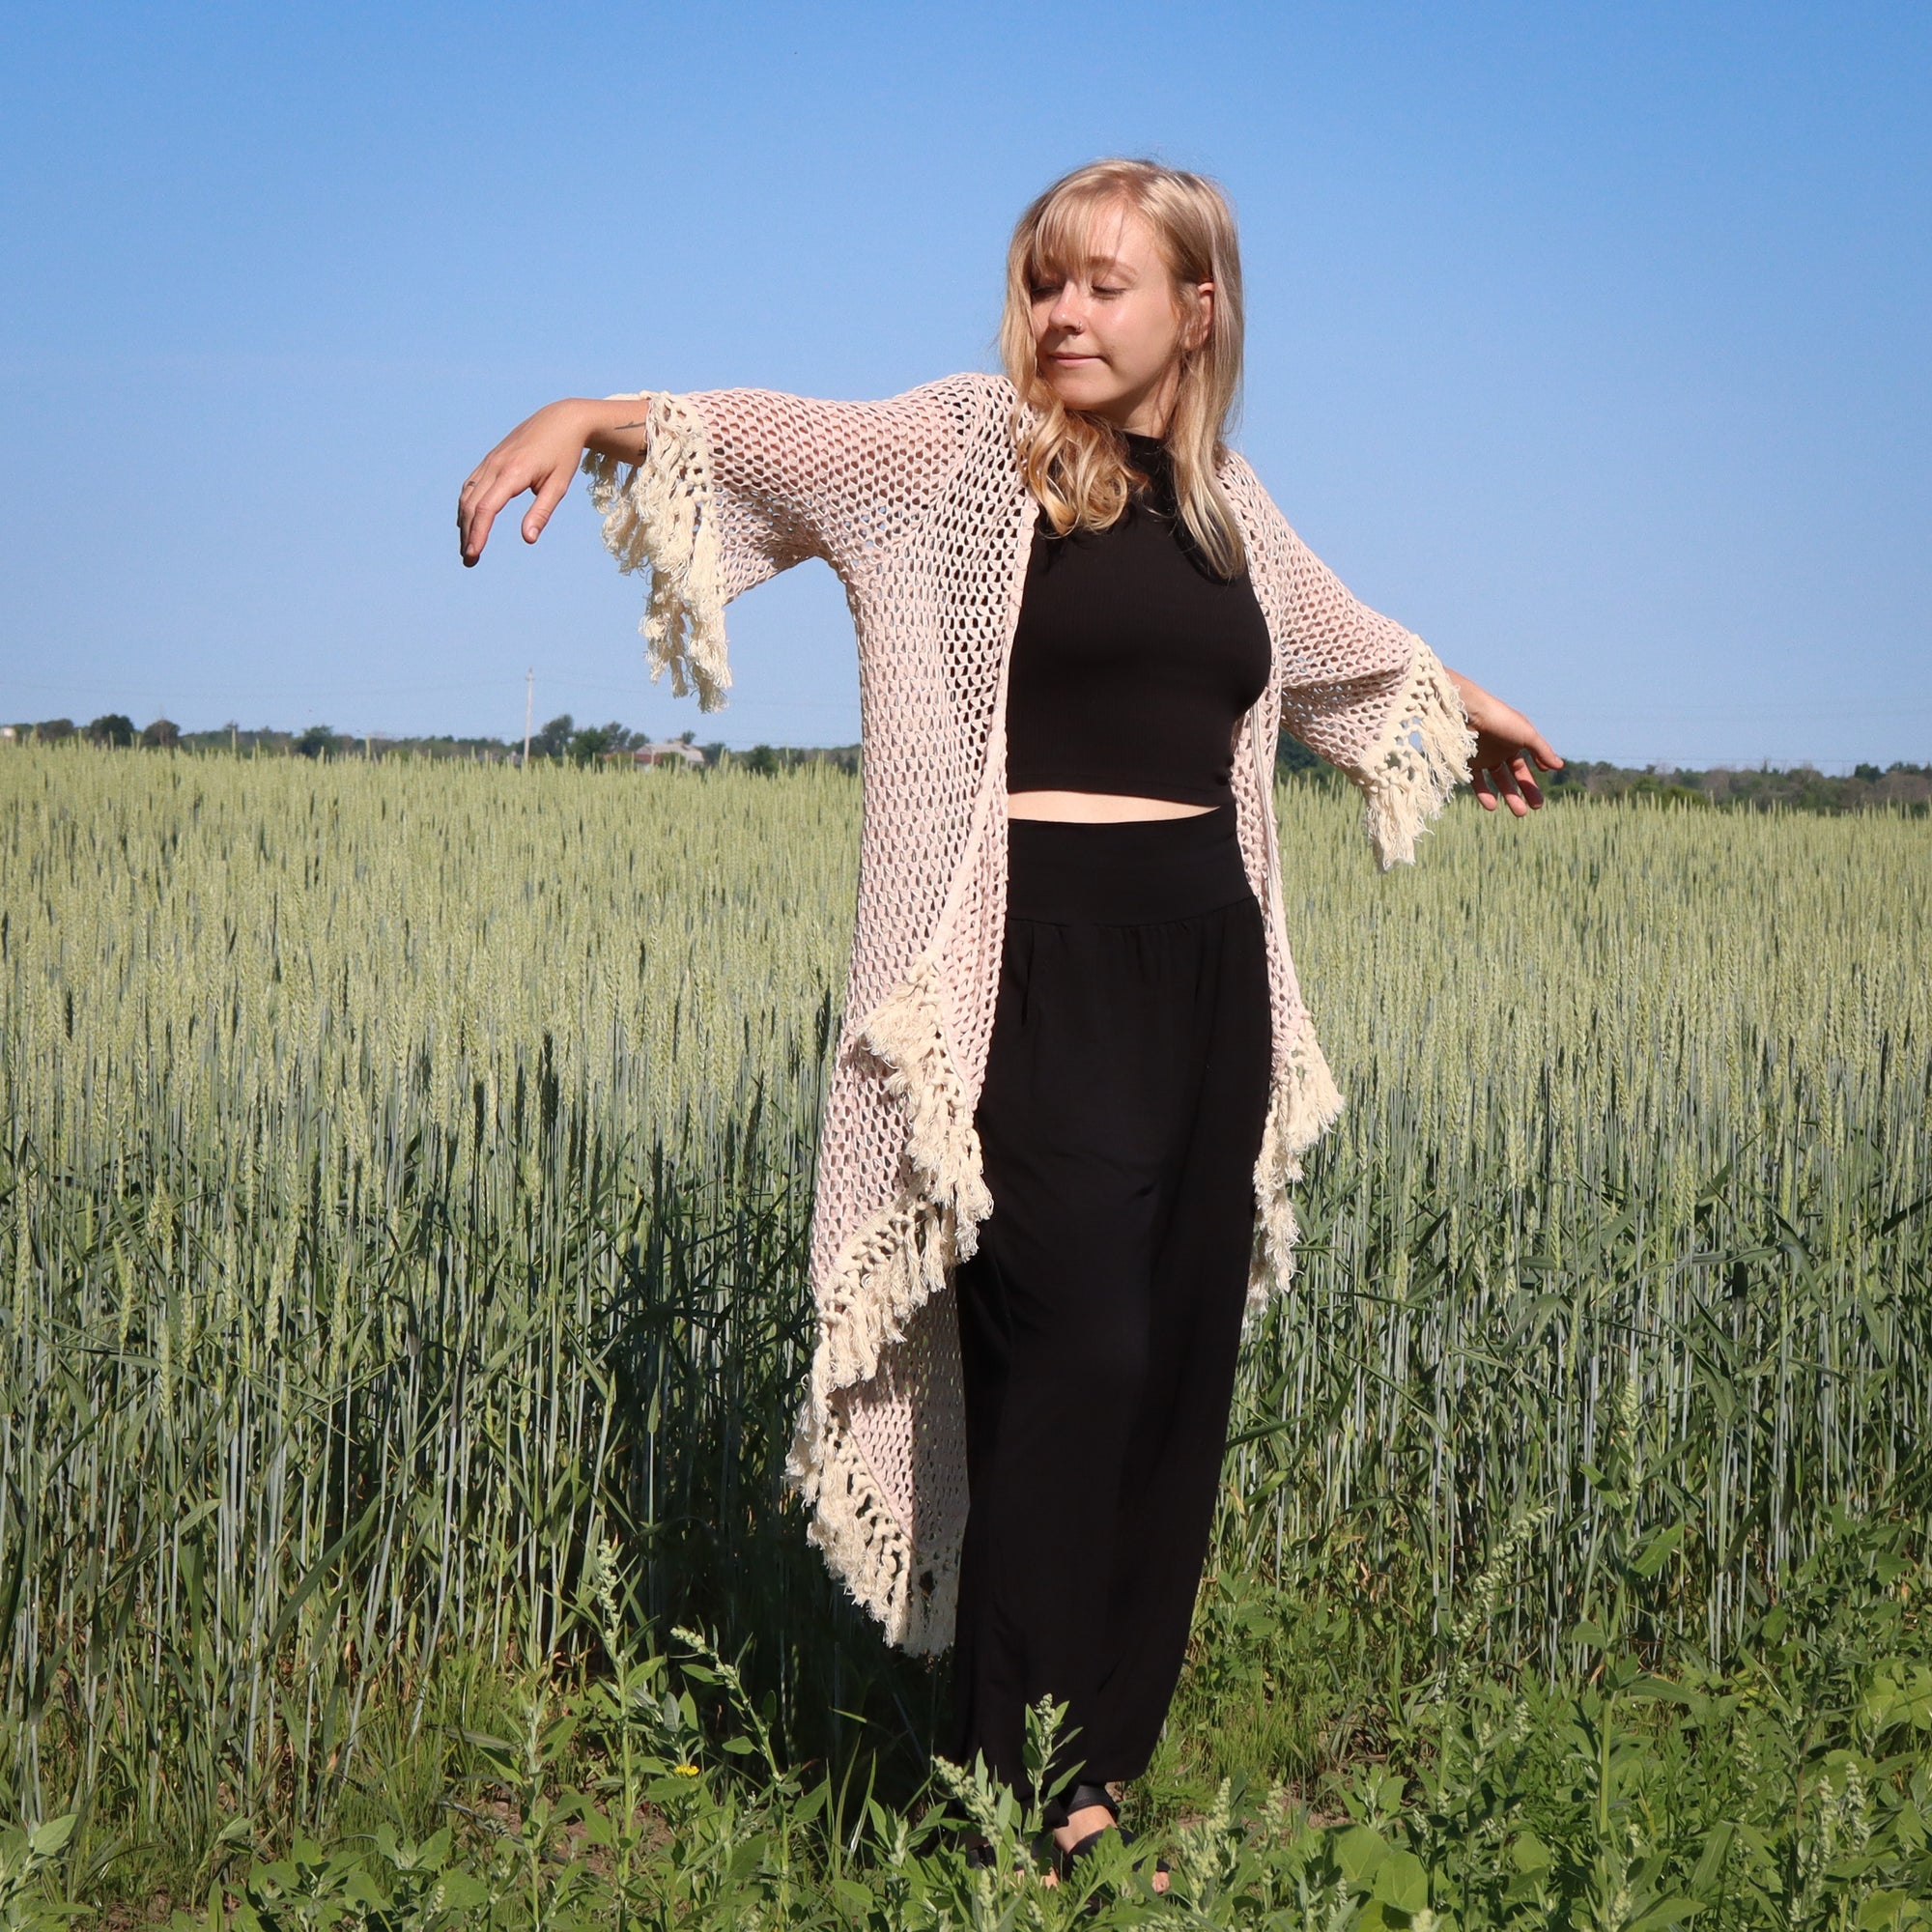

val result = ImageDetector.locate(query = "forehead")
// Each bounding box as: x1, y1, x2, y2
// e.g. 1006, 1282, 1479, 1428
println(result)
1029, 193, 1162, 277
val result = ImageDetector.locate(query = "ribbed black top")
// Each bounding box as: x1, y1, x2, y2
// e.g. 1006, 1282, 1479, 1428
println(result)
1005, 432, 1273, 809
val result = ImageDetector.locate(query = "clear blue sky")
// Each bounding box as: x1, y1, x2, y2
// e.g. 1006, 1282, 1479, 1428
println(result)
3, 2, 1927, 767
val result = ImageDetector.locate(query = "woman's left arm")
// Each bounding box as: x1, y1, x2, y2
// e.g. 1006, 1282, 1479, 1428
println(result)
1262, 501, 1566, 866
1439, 667, 1564, 816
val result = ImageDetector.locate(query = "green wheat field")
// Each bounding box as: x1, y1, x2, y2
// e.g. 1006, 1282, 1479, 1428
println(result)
3, 744, 1929, 1927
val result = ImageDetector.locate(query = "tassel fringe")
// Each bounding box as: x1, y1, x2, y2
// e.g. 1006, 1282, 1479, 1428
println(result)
1356, 639, 1476, 869
783, 952, 990, 1655
581, 394, 733, 713
854, 954, 995, 1235
783, 1360, 959, 1656
1247, 1024, 1347, 1309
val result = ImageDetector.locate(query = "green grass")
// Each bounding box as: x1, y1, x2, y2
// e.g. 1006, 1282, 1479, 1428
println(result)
1, 744, 1928, 1923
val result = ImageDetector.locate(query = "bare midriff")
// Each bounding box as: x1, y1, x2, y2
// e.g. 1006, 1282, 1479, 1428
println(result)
1006, 790, 1214, 822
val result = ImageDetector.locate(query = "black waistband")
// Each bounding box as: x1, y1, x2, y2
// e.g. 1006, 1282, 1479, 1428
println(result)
1004, 805, 1256, 924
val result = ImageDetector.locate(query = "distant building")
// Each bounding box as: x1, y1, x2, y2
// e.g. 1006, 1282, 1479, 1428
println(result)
623, 740, 707, 770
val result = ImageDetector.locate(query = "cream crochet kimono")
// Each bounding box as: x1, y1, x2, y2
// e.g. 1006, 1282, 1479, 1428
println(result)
582, 372, 1474, 1655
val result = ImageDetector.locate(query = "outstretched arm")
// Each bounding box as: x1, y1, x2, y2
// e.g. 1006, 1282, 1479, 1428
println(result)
458, 396, 655, 565
455, 375, 987, 713
1440, 667, 1564, 816
1263, 500, 1564, 863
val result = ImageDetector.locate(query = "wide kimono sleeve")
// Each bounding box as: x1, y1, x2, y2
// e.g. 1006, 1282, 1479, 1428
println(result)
1269, 510, 1479, 869
577, 378, 981, 712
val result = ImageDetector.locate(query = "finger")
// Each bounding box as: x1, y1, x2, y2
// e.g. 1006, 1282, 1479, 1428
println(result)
457, 469, 489, 556
458, 496, 481, 563
462, 496, 503, 565
1471, 764, 1500, 810
1526, 729, 1563, 772
522, 463, 574, 544
1509, 753, 1546, 811
461, 474, 523, 566
1498, 763, 1530, 817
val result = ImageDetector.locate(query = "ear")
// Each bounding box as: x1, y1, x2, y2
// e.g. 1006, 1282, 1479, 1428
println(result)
1185, 281, 1215, 353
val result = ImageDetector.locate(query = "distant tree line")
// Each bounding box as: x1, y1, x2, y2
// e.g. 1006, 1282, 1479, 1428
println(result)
731, 743, 862, 777
2, 711, 857, 774
1278, 736, 1931, 815
524, 716, 860, 775
1537, 756, 1931, 813
523, 714, 713, 766
9, 714, 181, 750
8, 714, 1916, 811
6, 717, 537, 760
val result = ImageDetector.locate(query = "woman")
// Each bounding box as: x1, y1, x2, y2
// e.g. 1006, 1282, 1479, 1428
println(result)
458, 157, 1559, 1883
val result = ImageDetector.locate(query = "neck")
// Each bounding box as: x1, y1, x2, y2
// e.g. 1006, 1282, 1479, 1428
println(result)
1117, 396, 1174, 438
1102, 362, 1183, 438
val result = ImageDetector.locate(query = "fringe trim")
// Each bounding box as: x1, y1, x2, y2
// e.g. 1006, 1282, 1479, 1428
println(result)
782, 1362, 959, 1656
783, 951, 991, 1655
854, 954, 995, 1237
580, 394, 732, 713
1246, 1022, 1347, 1310
1356, 639, 1476, 869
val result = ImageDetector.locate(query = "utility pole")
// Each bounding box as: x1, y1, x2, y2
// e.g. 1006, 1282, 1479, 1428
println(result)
523, 668, 534, 768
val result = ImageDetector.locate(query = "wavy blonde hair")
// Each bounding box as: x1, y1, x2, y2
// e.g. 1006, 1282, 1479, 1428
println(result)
1001, 157, 1246, 578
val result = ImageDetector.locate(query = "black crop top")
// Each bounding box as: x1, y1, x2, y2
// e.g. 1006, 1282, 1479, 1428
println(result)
1005, 431, 1274, 809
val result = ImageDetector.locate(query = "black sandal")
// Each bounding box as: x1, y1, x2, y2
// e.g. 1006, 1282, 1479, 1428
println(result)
961, 1833, 1032, 1876
1053, 1782, 1171, 1889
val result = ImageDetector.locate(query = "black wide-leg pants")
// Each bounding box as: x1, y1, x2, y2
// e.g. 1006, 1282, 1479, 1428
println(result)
944, 805, 1273, 1819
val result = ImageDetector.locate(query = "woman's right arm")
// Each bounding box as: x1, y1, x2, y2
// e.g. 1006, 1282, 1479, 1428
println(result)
457, 395, 653, 565
457, 375, 991, 712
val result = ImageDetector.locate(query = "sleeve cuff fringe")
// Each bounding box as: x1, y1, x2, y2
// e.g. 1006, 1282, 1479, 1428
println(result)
580, 393, 733, 713
1356, 639, 1476, 869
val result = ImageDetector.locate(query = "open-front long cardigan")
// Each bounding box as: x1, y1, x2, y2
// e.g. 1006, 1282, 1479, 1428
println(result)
581, 372, 1474, 1655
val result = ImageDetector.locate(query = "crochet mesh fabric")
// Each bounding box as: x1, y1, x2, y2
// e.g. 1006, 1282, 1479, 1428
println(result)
581, 373, 1474, 1654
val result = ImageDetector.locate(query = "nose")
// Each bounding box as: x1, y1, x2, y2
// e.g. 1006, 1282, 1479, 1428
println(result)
1045, 281, 1087, 333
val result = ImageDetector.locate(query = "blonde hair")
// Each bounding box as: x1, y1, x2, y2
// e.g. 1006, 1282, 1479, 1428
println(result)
1001, 157, 1246, 578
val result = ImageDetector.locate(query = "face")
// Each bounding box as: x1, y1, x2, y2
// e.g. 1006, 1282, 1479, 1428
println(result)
1027, 204, 1212, 436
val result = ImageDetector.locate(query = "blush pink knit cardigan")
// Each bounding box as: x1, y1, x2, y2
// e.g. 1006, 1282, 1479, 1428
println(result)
581, 372, 1474, 1655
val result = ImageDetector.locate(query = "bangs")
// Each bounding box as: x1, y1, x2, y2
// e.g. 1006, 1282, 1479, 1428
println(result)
1023, 187, 1151, 286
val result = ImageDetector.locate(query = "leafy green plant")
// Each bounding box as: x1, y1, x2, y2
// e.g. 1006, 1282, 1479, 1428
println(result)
0, 1815, 81, 1930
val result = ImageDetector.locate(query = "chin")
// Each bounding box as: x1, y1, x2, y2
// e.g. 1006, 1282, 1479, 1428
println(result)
1042, 374, 1124, 416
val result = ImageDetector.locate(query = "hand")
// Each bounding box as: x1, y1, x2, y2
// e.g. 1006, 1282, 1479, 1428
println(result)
1445, 669, 1563, 817
457, 398, 622, 566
